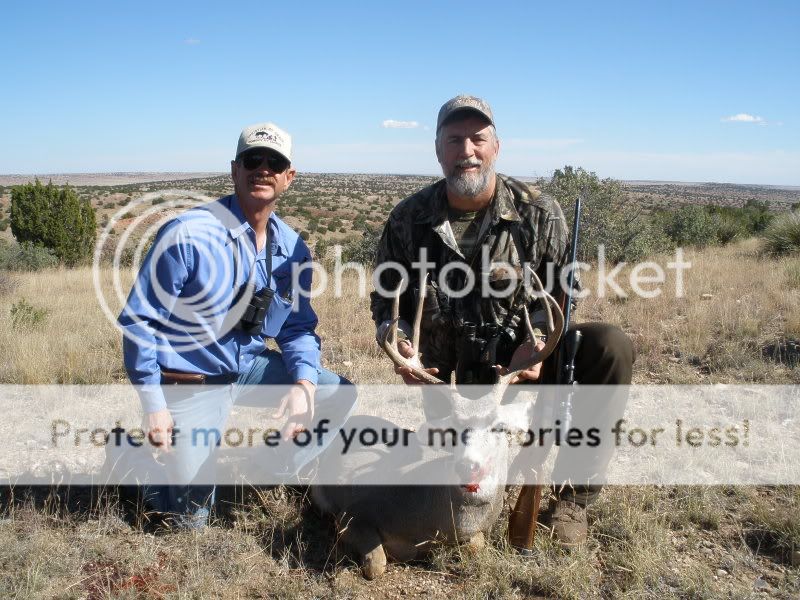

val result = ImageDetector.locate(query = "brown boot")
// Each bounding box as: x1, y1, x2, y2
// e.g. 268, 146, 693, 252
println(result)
542, 499, 588, 546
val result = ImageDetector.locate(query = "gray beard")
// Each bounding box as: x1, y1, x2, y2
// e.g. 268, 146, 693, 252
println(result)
445, 163, 495, 198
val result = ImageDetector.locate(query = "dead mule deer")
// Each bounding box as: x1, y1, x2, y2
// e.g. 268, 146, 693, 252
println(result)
311, 272, 564, 579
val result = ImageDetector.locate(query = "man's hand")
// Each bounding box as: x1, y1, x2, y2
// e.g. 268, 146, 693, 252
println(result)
394, 340, 440, 385
145, 409, 175, 453
273, 380, 316, 441
495, 339, 547, 384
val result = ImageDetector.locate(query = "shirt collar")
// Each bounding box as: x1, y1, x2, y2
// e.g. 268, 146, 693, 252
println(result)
491, 175, 523, 224
413, 179, 462, 226
223, 195, 287, 256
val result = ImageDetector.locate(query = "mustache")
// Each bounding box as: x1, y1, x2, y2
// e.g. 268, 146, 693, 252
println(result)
249, 174, 276, 184
454, 159, 482, 169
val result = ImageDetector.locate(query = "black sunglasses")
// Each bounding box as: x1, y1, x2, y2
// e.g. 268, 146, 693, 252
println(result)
240, 150, 290, 173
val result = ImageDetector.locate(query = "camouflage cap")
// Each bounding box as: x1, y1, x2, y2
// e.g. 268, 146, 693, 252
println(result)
236, 122, 292, 162
436, 95, 495, 132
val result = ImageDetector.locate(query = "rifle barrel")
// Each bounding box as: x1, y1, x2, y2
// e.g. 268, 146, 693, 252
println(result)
561, 195, 582, 335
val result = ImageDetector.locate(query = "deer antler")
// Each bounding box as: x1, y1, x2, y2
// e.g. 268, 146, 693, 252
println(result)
380, 270, 564, 394
379, 274, 445, 385
492, 269, 565, 402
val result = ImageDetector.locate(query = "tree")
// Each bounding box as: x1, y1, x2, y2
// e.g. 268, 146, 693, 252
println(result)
541, 166, 670, 263
10, 179, 97, 266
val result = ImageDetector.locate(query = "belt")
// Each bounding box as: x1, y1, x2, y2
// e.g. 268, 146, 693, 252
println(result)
160, 370, 239, 385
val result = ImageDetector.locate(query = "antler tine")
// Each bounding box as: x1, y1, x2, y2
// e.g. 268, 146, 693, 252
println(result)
411, 273, 427, 352
379, 276, 445, 385
493, 270, 565, 401
532, 267, 557, 336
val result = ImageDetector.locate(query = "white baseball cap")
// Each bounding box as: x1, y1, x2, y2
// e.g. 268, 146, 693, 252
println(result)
235, 122, 292, 162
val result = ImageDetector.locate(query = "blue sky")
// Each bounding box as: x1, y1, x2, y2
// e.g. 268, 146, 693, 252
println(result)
1, 1, 798, 184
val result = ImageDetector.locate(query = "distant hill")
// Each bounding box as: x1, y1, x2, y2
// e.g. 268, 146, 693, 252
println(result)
2, 173, 798, 247
622, 180, 800, 211
0, 172, 224, 186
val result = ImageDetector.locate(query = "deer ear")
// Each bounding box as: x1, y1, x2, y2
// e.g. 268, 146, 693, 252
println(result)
494, 402, 533, 433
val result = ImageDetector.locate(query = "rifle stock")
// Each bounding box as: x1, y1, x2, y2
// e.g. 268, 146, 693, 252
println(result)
508, 195, 582, 553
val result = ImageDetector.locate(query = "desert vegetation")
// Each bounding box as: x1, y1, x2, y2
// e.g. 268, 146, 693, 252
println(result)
1, 168, 798, 270
0, 171, 799, 598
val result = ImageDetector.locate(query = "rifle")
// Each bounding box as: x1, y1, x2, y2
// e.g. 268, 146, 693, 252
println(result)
508, 195, 582, 554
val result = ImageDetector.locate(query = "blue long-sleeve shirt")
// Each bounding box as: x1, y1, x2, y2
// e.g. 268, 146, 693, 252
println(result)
118, 195, 321, 413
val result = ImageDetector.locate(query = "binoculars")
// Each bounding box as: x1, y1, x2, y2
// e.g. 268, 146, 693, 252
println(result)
455, 322, 511, 385
234, 283, 274, 335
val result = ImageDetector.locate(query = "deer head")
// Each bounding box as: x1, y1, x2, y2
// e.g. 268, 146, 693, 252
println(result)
379, 269, 565, 498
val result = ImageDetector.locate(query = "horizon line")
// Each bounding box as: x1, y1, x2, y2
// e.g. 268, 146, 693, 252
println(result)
0, 170, 798, 190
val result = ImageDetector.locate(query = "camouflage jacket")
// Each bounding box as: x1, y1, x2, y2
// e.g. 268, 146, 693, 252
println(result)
370, 174, 576, 381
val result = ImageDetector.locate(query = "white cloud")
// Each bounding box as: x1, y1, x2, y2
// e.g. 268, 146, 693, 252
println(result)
382, 119, 420, 129
722, 113, 764, 123
183, 38, 201, 45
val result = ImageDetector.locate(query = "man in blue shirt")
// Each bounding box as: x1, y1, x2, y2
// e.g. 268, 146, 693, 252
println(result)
115, 122, 354, 527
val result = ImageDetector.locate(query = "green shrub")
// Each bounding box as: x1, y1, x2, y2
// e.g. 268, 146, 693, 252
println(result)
741, 199, 773, 233
10, 180, 96, 266
656, 205, 720, 248
314, 238, 331, 259
713, 213, 747, 245
0, 241, 58, 271
10, 298, 48, 329
0, 219, 7, 232
541, 166, 670, 263
341, 226, 381, 264
762, 212, 800, 256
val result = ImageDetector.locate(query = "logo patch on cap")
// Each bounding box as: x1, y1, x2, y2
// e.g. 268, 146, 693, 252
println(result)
249, 129, 281, 145
236, 121, 292, 162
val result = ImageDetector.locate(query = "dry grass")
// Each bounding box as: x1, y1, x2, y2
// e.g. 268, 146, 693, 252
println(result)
0, 267, 127, 384
577, 240, 800, 384
1, 240, 799, 598
1, 240, 797, 386
0, 271, 17, 297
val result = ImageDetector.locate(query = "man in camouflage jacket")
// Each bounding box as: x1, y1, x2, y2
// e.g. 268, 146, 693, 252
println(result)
369, 95, 635, 546
370, 171, 572, 381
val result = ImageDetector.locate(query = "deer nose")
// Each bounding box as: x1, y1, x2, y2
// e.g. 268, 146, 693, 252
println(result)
456, 460, 482, 482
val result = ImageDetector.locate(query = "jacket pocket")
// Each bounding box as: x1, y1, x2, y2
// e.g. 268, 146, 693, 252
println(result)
263, 292, 293, 338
